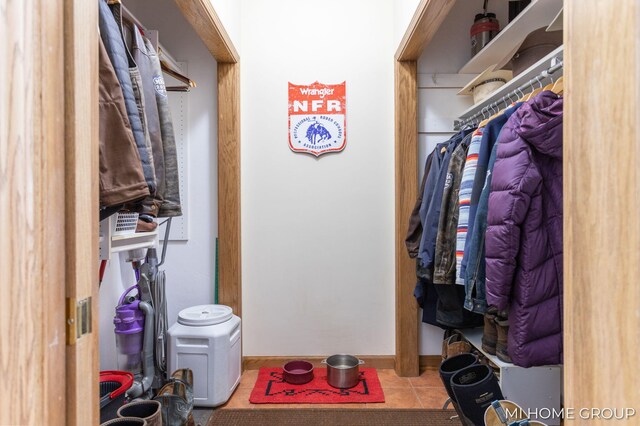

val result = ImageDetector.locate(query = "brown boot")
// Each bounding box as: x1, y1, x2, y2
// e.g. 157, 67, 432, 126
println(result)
153, 381, 190, 426
443, 334, 472, 359
171, 368, 195, 426
117, 400, 162, 426
482, 307, 498, 355
495, 316, 512, 363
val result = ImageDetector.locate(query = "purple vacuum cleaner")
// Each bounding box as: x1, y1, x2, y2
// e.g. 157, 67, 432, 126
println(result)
114, 285, 146, 373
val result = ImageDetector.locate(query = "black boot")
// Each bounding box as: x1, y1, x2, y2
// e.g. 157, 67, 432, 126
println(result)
451, 364, 504, 426
439, 353, 479, 425
439, 353, 478, 402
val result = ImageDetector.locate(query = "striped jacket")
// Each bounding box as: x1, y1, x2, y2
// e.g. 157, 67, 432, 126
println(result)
455, 127, 484, 284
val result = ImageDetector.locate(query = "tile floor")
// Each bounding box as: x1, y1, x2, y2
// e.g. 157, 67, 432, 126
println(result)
194, 367, 450, 418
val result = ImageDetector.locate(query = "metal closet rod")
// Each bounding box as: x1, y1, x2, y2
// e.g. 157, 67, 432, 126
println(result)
454, 59, 564, 131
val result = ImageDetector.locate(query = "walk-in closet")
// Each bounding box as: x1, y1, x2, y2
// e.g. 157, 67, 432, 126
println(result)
1, 0, 638, 424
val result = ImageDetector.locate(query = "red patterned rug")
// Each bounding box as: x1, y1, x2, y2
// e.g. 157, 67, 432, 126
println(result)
249, 368, 385, 404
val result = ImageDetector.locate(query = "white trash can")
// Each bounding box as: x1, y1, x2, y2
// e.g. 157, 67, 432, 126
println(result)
168, 304, 241, 407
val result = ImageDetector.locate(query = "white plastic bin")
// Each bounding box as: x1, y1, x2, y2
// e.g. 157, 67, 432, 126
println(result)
168, 304, 241, 407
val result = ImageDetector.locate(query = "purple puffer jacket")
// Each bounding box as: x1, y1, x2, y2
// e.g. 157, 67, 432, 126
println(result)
485, 91, 563, 367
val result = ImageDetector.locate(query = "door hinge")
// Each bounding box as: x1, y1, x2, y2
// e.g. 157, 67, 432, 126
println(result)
66, 297, 93, 345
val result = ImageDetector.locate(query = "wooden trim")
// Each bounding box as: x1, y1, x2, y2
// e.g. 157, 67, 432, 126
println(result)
63, 0, 99, 424
218, 62, 242, 317
0, 0, 67, 424
395, 0, 456, 61
243, 356, 396, 370
173, 0, 239, 63
394, 60, 419, 377
419, 355, 441, 371
564, 0, 640, 410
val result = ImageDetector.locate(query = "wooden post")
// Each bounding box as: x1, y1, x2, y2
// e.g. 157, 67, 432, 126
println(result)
64, 0, 100, 424
217, 62, 242, 317
0, 0, 68, 424
394, 60, 419, 377
564, 0, 640, 411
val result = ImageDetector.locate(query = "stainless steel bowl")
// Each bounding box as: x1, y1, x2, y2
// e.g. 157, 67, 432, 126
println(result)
322, 354, 365, 389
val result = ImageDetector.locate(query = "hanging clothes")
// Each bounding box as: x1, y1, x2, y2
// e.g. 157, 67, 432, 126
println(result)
485, 91, 564, 367
143, 37, 183, 217
459, 112, 513, 280
463, 103, 522, 314
98, 37, 149, 208
413, 129, 477, 328
417, 129, 472, 279
432, 134, 483, 328
434, 137, 470, 285
98, 0, 156, 198
132, 24, 166, 215
455, 127, 484, 284
406, 151, 435, 258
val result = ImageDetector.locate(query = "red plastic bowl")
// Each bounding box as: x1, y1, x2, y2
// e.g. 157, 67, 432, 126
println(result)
283, 360, 314, 385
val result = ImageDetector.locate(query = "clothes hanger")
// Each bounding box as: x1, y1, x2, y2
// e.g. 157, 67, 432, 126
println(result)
551, 76, 564, 94
542, 74, 555, 92
161, 60, 197, 91
523, 76, 546, 102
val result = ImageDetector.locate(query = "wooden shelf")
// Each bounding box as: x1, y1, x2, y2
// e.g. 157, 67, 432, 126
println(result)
458, 0, 563, 74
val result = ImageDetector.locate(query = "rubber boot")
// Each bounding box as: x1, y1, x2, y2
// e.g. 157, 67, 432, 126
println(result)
153, 381, 190, 426
117, 400, 163, 426
482, 307, 498, 355
495, 316, 512, 363
439, 353, 478, 403
101, 418, 147, 426
451, 364, 504, 426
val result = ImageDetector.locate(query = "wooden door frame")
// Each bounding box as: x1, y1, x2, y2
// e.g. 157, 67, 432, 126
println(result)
61, 1, 240, 424
1, 0, 68, 424
173, 0, 242, 317
563, 0, 640, 411
393, 0, 457, 377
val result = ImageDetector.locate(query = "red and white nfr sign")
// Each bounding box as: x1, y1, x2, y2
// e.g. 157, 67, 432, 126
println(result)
288, 81, 346, 157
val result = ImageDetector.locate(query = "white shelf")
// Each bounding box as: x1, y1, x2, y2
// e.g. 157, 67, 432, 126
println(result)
459, 328, 512, 368
111, 230, 158, 254
459, 0, 563, 74
457, 45, 563, 124
99, 215, 158, 260
458, 328, 563, 425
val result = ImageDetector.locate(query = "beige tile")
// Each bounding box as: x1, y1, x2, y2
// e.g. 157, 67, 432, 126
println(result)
409, 368, 444, 388
375, 369, 411, 389
365, 387, 421, 409
220, 388, 254, 409
238, 370, 259, 388
413, 387, 451, 409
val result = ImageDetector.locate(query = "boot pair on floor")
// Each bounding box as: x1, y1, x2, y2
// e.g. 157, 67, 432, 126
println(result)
439, 353, 504, 426
482, 307, 511, 363
101, 368, 195, 426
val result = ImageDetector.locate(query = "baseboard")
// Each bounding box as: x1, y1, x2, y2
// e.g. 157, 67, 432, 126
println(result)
419, 355, 441, 370
243, 355, 396, 370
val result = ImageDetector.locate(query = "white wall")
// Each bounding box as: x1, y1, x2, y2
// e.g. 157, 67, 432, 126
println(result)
100, 0, 218, 369
240, 0, 396, 356
416, 0, 509, 354
209, 0, 241, 51
393, 0, 421, 48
